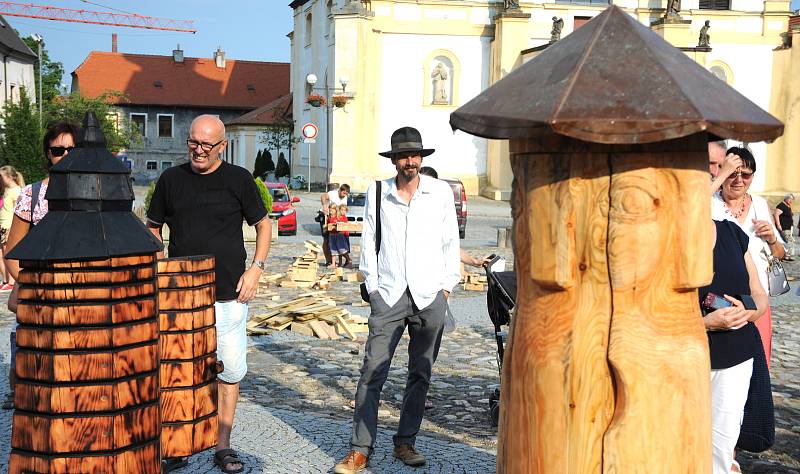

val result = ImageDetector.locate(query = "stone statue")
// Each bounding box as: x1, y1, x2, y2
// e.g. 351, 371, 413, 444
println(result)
698, 20, 711, 47
431, 62, 450, 105
550, 17, 564, 43
666, 0, 681, 17
503, 0, 520, 11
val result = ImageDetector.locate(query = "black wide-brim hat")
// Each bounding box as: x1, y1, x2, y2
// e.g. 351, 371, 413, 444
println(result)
379, 126, 435, 158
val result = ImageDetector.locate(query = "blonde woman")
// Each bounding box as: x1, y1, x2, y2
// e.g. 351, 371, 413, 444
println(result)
0, 165, 24, 290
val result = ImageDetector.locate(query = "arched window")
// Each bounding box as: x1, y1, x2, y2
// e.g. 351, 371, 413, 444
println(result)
305, 13, 313, 46
708, 61, 733, 85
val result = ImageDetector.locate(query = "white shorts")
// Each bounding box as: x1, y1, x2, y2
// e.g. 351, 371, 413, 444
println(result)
214, 300, 249, 384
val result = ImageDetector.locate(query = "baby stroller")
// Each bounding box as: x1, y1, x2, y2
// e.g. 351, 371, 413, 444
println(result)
483, 254, 516, 427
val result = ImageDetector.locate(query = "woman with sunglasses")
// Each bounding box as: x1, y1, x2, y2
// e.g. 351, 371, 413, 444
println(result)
711, 146, 784, 367
1, 122, 78, 410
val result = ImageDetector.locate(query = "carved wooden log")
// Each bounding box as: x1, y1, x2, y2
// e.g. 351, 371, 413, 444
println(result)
498, 136, 712, 473
157, 256, 218, 458
9, 254, 160, 474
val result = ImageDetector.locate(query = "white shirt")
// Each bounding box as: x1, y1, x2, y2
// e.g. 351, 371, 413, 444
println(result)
321, 189, 347, 212
360, 175, 461, 309
711, 192, 785, 293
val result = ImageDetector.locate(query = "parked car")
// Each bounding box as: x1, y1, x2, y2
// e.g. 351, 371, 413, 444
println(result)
266, 182, 300, 235
345, 178, 467, 239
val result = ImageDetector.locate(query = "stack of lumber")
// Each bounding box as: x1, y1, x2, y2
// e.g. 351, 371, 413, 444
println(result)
247, 293, 368, 340
281, 241, 322, 288
463, 273, 488, 291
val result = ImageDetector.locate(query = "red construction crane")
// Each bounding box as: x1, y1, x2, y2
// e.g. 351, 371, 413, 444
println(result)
0, 1, 196, 33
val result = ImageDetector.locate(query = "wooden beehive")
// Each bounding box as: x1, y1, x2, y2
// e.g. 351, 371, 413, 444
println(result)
9, 255, 160, 474
157, 255, 218, 459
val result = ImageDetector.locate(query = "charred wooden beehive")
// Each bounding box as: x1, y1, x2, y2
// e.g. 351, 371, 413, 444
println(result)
7, 112, 164, 473
157, 255, 219, 458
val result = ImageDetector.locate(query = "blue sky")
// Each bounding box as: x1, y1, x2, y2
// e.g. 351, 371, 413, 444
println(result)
7, 0, 293, 87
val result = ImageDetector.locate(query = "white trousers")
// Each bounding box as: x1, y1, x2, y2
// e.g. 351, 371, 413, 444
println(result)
710, 358, 753, 474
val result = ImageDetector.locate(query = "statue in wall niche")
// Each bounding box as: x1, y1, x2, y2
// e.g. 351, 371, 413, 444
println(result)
550, 17, 564, 43
666, 0, 682, 17
503, 0, 520, 11
431, 62, 450, 105
698, 20, 711, 47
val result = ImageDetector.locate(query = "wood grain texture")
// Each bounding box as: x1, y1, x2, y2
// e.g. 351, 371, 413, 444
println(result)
17, 267, 155, 286
15, 319, 158, 350
157, 270, 215, 290
7, 440, 160, 474
160, 354, 218, 389
11, 403, 159, 453
158, 285, 215, 311
16, 299, 157, 326
14, 373, 158, 414
160, 379, 217, 422
160, 307, 215, 332
16, 342, 158, 382
498, 136, 711, 473
18, 283, 155, 302
161, 413, 218, 458
157, 256, 215, 274
160, 326, 217, 360
20, 254, 155, 270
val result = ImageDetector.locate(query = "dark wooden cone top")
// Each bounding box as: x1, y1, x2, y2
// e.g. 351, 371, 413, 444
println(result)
8, 112, 163, 473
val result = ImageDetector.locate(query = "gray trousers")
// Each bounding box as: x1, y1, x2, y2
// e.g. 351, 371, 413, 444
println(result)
350, 288, 447, 455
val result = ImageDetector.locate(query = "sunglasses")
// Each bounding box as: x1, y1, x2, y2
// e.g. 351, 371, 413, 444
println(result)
48, 146, 74, 157
726, 171, 754, 180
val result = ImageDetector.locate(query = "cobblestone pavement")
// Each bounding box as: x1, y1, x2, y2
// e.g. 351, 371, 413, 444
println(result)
0, 239, 798, 472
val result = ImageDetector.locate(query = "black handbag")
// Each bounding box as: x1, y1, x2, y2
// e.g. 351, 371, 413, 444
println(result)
360, 181, 381, 303
736, 330, 775, 453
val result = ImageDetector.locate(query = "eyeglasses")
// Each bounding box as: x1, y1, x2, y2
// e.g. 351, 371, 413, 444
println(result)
726, 171, 754, 180
187, 138, 225, 152
48, 146, 74, 157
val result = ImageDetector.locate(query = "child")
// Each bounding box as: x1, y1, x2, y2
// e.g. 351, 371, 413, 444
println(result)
335, 204, 352, 268
326, 204, 342, 268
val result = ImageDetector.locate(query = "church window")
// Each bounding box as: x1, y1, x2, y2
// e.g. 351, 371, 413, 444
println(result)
699, 0, 730, 9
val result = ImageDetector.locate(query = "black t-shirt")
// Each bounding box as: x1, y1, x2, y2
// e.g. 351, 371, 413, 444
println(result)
776, 201, 793, 231
699, 220, 759, 370
147, 162, 267, 301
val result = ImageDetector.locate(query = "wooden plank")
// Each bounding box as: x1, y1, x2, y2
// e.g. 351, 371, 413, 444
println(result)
334, 314, 357, 340
8, 439, 160, 474
157, 256, 215, 274
290, 322, 313, 337
307, 320, 332, 340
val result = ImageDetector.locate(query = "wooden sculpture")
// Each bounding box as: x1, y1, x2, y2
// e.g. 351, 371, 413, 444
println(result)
450, 6, 784, 473
158, 256, 219, 458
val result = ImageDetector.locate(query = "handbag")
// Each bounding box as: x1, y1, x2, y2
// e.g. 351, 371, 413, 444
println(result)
736, 330, 775, 452
754, 204, 790, 297
7, 181, 43, 314
360, 181, 381, 303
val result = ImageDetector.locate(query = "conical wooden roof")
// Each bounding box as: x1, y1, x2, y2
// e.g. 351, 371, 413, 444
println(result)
450, 6, 783, 144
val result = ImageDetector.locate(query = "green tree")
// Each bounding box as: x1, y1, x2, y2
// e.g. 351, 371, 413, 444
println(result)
252, 149, 264, 177
254, 177, 273, 212
275, 152, 290, 178
0, 88, 44, 182
45, 92, 138, 153
264, 150, 275, 173
22, 36, 64, 105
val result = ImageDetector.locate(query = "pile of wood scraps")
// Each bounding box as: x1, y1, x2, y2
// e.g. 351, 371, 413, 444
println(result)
463, 273, 488, 292
247, 292, 368, 340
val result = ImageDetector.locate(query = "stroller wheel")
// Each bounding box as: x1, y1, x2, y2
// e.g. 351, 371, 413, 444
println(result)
490, 403, 500, 428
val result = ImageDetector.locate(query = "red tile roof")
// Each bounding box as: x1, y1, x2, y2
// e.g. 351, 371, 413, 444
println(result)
226, 93, 292, 126
72, 51, 290, 109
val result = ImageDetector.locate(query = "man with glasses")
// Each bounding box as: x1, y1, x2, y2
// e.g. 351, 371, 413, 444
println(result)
147, 115, 271, 474
334, 126, 460, 474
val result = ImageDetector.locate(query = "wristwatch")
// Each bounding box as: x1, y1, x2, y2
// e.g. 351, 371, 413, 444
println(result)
252, 259, 266, 271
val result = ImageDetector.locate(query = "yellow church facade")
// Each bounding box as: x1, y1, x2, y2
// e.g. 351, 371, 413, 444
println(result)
289, 0, 799, 200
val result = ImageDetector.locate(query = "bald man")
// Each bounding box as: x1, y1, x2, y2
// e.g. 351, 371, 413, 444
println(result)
147, 115, 271, 473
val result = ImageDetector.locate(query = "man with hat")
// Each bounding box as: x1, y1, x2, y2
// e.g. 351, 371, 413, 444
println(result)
334, 127, 461, 473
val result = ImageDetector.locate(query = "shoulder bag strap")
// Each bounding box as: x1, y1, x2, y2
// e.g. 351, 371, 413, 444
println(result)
375, 180, 381, 256
30, 181, 42, 227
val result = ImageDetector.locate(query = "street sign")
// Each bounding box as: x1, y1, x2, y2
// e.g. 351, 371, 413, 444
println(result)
301, 123, 318, 140
303, 138, 316, 144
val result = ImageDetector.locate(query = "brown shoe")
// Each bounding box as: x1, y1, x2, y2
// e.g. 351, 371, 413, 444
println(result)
333, 451, 369, 474
393, 444, 426, 467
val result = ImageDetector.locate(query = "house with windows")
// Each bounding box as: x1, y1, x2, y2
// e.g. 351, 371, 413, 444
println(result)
0, 13, 37, 123
71, 46, 289, 182
290, 0, 798, 199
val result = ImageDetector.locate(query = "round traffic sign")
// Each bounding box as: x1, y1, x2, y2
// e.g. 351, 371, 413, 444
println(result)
301, 123, 318, 140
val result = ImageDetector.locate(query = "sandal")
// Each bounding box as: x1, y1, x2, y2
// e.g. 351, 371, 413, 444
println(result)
214, 448, 244, 474
161, 457, 188, 473
2, 391, 13, 410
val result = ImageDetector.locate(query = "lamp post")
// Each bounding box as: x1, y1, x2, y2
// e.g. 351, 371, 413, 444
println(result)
305, 73, 350, 187
31, 34, 43, 129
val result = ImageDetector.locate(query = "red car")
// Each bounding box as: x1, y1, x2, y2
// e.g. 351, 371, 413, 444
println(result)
266, 182, 300, 235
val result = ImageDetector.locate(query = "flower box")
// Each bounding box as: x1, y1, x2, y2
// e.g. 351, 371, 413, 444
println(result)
306, 94, 326, 107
